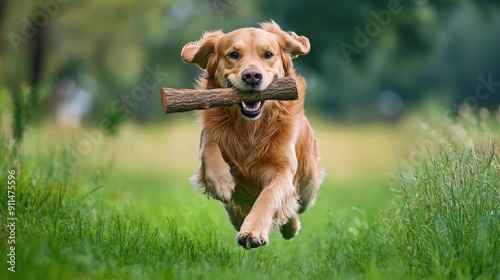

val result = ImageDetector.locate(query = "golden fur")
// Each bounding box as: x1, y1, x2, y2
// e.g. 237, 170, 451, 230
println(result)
181, 21, 324, 249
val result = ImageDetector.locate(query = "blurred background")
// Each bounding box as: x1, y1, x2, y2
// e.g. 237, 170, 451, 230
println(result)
1, 0, 499, 132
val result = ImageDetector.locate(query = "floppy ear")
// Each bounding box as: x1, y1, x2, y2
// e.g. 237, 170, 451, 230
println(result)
260, 20, 310, 58
181, 30, 225, 69
285, 31, 310, 57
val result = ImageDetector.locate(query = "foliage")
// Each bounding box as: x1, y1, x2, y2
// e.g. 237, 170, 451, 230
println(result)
389, 115, 500, 278
255, 0, 500, 119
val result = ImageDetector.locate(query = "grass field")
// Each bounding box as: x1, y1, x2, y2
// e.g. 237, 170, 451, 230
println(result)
1, 112, 500, 279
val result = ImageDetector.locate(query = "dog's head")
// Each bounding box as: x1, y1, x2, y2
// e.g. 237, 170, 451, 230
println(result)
181, 21, 310, 119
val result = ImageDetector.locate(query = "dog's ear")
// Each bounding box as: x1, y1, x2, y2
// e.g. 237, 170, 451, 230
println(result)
260, 20, 310, 58
181, 30, 225, 69
285, 31, 310, 58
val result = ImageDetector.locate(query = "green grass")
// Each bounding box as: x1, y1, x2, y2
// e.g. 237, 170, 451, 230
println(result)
391, 134, 500, 278
1, 114, 499, 279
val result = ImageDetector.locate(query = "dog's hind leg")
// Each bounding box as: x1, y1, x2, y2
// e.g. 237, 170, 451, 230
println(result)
225, 204, 246, 231
279, 215, 301, 240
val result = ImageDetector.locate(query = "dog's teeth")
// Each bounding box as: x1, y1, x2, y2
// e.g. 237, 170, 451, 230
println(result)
242, 102, 261, 112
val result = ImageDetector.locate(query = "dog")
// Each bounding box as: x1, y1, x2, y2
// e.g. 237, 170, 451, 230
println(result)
181, 21, 324, 249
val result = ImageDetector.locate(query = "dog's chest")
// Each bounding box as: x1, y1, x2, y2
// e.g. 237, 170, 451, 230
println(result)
223, 131, 270, 164
219, 126, 278, 179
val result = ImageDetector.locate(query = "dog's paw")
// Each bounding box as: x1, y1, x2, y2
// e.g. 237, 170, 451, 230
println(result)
205, 163, 235, 203
236, 229, 269, 249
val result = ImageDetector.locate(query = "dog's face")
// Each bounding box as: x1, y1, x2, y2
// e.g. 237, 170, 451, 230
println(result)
216, 28, 283, 91
181, 21, 310, 119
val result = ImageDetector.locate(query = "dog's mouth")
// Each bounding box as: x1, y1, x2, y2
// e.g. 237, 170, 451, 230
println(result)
239, 101, 264, 119
227, 80, 264, 119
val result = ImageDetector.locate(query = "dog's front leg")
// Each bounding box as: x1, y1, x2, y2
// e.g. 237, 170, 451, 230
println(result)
236, 170, 299, 249
196, 142, 235, 203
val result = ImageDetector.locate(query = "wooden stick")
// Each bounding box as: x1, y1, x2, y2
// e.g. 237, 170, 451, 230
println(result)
161, 77, 298, 114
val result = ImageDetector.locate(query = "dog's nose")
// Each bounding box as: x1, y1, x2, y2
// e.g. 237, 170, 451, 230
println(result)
241, 68, 262, 86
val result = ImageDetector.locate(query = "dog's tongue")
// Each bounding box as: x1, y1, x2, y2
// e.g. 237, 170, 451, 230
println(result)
242, 102, 260, 110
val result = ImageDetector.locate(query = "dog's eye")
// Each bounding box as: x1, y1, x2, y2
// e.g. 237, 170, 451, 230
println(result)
264, 51, 274, 59
228, 51, 239, 59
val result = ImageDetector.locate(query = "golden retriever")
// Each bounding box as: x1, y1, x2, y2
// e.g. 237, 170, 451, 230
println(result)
181, 21, 324, 249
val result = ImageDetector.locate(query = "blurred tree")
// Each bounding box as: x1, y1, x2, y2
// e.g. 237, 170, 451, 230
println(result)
255, 0, 500, 120
0, 0, 47, 140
